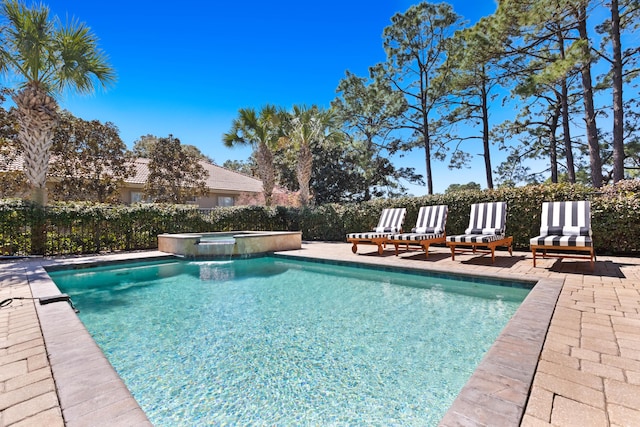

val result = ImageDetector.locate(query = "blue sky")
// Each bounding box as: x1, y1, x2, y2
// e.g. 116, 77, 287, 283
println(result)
41, 1, 500, 195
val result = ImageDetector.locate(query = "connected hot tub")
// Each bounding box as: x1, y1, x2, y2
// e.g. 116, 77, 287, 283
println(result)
157, 231, 302, 258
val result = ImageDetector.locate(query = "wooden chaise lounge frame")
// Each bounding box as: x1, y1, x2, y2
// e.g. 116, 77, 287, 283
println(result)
387, 205, 448, 259
346, 208, 407, 255
530, 201, 595, 271
445, 202, 513, 263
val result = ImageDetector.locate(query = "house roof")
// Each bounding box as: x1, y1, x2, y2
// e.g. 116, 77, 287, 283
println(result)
2, 155, 264, 194
129, 158, 263, 193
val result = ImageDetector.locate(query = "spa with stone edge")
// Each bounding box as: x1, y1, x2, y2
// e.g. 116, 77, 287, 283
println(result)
157, 231, 302, 258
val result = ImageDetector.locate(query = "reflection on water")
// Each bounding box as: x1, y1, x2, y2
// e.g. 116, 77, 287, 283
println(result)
186, 260, 290, 282
188, 261, 236, 281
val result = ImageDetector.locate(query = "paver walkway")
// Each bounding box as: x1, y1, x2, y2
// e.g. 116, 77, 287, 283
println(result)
1, 243, 639, 426
0, 261, 64, 426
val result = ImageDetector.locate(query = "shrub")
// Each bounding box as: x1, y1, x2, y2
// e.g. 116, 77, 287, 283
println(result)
330, 181, 639, 254
1, 180, 638, 255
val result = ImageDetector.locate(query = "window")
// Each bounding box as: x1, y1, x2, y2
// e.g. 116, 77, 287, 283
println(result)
131, 191, 144, 203
217, 196, 234, 207
131, 191, 153, 204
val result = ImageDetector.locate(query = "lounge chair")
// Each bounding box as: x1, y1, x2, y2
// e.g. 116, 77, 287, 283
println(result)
388, 205, 448, 258
530, 201, 595, 270
446, 202, 513, 263
346, 208, 407, 255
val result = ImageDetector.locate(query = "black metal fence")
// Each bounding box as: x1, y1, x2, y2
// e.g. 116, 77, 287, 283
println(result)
0, 203, 216, 255
0, 202, 301, 256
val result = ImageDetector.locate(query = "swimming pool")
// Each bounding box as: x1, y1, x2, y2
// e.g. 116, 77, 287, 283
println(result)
48, 256, 531, 426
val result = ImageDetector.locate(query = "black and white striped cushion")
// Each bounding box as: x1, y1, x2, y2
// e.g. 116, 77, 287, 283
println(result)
347, 232, 391, 239
373, 208, 407, 233
390, 232, 442, 241
446, 202, 507, 243
530, 201, 593, 247
530, 235, 593, 247
347, 208, 407, 239
539, 201, 591, 237
464, 202, 507, 235
447, 234, 505, 244
411, 205, 448, 234
390, 205, 447, 241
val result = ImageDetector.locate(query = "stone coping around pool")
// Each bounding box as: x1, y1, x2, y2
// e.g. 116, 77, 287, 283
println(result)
273, 253, 536, 289
158, 230, 302, 258
43, 254, 176, 272
25, 252, 161, 426
22, 249, 559, 426
440, 277, 563, 426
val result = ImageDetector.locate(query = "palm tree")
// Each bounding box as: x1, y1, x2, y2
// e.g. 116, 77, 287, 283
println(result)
0, 0, 116, 205
223, 105, 282, 206
286, 105, 338, 207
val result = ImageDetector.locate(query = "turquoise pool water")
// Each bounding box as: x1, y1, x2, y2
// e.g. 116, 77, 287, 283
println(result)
48, 257, 530, 426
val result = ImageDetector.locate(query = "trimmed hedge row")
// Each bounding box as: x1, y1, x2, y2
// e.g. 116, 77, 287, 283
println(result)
1, 181, 638, 256
0, 201, 302, 255
332, 181, 640, 254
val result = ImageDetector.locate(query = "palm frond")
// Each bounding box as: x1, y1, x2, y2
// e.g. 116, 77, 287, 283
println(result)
53, 17, 116, 93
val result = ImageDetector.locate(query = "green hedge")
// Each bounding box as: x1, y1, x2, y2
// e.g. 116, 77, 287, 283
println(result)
1, 180, 638, 256
333, 181, 639, 254
0, 201, 302, 255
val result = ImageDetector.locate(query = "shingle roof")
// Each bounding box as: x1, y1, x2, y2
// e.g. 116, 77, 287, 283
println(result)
200, 161, 264, 193
2, 155, 264, 194
129, 158, 263, 193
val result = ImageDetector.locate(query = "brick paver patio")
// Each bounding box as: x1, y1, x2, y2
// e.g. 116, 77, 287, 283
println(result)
0, 262, 64, 426
1, 243, 639, 426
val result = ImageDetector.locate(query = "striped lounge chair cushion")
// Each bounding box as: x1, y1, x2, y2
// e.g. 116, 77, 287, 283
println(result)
464, 202, 507, 235
530, 235, 593, 247
446, 202, 507, 243
447, 234, 505, 244
530, 201, 593, 247
347, 208, 407, 239
411, 205, 448, 234
390, 232, 442, 242
391, 205, 448, 241
373, 208, 406, 233
347, 232, 392, 239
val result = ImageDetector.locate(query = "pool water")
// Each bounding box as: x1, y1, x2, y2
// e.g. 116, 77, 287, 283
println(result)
48, 257, 530, 426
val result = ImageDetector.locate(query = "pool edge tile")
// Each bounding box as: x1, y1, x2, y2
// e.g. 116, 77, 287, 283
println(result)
25, 259, 153, 426
25, 249, 560, 426
439, 277, 564, 427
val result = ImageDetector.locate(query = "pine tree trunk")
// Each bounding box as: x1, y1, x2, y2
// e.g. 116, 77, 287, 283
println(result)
549, 103, 561, 183
481, 74, 493, 189
423, 136, 433, 195
558, 29, 576, 183
576, 4, 603, 188
422, 95, 433, 195
561, 79, 576, 183
610, 0, 625, 182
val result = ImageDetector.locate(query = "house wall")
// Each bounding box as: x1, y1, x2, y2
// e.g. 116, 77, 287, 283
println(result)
117, 186, 264, 208
196, 194, 236, 209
